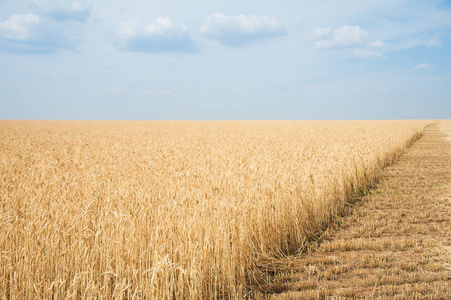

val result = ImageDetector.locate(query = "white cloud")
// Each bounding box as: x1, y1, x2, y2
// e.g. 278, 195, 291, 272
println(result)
142, 89, 172, 98
0, 14, 73, 53
117, 17, 196, 52
422, 37, 442, 47
308, 25, 369, 49
355, 49, 386, 58
107, 86, 126, 93
0, 14, 43, 40
36, 1, 90, 22
306, 27, 332, 40
334, 26, 368, 45
200, 13, 287, 46
368, 40, 386, 48
414, 63, 428, 68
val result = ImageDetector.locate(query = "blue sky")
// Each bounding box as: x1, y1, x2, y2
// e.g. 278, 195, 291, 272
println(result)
0, 0, 450, 120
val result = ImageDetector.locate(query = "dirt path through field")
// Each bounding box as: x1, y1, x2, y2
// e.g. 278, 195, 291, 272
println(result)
260, 120, 451, 299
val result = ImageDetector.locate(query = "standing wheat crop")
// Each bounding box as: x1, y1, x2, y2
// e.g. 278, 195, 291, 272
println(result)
0, 120, 430, 299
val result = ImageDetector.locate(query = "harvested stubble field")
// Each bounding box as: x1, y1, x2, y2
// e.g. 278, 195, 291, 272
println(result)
0, 120, 431, 299
261, 120, 451, 299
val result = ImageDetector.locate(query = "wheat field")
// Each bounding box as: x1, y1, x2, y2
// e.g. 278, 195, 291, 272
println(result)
0, 120, 431, 299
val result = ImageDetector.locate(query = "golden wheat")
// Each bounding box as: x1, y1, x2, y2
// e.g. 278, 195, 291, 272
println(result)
0, 120, 430, 299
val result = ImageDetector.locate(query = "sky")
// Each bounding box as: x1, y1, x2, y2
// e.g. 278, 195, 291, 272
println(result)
0, 0, 450, 120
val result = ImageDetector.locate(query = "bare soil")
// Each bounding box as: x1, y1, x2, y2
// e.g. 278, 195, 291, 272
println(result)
258, 121, 451, 299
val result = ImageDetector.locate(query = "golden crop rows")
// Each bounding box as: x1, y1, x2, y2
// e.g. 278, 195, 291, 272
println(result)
0, 120, 430, 299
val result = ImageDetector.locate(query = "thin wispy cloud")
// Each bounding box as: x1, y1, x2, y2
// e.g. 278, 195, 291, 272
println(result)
107, 86, 126, 93
36, 1, 90, 22
414, 63, 428, 69
117, 17, 197, 53
200, 13, 287, 46
368, 40, 386, 48
355, 49, 386, 59
422, 37, 442, 47
308, 25, 369, 49
142, 89, 172, 98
